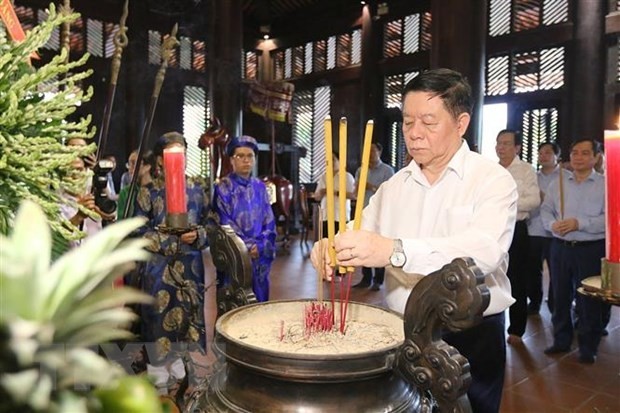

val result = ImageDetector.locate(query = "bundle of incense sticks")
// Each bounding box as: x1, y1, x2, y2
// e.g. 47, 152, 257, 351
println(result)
306, 116, 374, 335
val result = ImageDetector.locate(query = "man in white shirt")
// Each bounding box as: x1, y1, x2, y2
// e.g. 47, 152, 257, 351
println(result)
496, 130, 540, 345
311, 68, 517, 413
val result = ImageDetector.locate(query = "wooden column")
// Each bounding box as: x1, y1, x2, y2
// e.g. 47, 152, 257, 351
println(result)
360, 4, 380, 129
430, 0, 486, 149
208, 0, 243, 137
124, 0, 148, 153
569, 0, 605, 140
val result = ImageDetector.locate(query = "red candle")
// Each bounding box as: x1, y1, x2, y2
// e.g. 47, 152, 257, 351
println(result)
604, 130, 620, 263
163, 146, 187, 215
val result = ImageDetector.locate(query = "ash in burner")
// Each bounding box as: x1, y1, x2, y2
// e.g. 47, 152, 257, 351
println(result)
221, 301, 404, 355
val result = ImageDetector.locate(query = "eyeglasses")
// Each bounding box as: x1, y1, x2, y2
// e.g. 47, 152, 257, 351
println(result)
232, 154, 255, 161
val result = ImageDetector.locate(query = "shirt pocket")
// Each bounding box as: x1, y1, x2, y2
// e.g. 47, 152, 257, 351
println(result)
582, 200, 603, 217
446, 204, 475, 234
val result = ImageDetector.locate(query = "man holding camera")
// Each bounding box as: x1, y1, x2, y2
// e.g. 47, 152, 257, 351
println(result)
61, 138, 116, 247
59, 157, 115, 248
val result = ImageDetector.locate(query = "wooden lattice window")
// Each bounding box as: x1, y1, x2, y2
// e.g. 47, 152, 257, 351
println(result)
384, 72, 419, 109
384, 19, 402, 58
351, 29, 362, 64
327, 36, 336, 69
521, 107, 559, 166
183, 86, 211, 178
488, 0, 569, 37
148, 30, 161, 65
420, 12, 432, 51
313, 40, 326, 72
180, 36, 192, 70
244, 50, 258, 79
86, 19, 103, 57
70, 16, 85, 54
292, 90, 314, 184
485, 46, 564, 96
293, 45, 305, 77
304, 42, 313, 74
292, 86, 331, 184
336, 33, 351, 68
486, 55, 510, 95
383, 12, 431, 58
193, 40, 206, 72
284, 48, 292, 78
103, 23, 118, 58
389, 120, 407, 170
273, 50, 285, 80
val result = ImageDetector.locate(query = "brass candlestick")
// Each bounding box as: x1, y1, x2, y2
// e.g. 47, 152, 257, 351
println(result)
165, 212, 189, 230
601, 258, 620, 298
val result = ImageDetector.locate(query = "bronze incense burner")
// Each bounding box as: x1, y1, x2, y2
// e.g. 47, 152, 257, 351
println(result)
190, 225, 490, 413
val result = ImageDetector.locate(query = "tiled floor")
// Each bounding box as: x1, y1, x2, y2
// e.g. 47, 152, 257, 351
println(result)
202, 236, 620, 413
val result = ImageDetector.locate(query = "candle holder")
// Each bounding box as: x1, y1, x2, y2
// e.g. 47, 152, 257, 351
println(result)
156, 213, 199, 236
579, 259, 620, 306
601, 258, 620, 297
166, 212, 189, 230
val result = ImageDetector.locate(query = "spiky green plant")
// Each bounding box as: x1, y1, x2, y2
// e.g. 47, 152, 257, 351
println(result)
0, 201, 155, 413
0, 3, 97, 244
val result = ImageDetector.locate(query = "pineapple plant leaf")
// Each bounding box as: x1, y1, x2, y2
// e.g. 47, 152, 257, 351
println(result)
0, 201, 157, 413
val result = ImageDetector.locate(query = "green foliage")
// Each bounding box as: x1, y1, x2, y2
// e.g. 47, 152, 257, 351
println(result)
0, 3, 96, 242
0, 201, 154, 413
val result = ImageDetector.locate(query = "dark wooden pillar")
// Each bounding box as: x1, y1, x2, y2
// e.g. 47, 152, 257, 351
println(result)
124, 0, 148, 153
208, 0, 243, 137
361, 4, 380, 130
430, 0, 486, 149
569, 0, 605, 140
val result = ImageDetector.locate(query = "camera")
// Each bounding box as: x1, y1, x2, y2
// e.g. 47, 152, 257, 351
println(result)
92, 159, 117, 215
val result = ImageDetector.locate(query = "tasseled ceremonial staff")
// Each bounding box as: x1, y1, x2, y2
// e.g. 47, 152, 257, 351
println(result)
123, 23, 179, 219
95, 0, 129, 162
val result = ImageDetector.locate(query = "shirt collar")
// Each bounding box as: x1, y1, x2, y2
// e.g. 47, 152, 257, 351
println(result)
403, 140, 469, 184
505, 155, 520, 168
567, 169, 598, 182
231, 172, 252, 186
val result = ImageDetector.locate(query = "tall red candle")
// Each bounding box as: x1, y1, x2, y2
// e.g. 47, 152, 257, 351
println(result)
163, 146, 187, 215
604, 130, 620, 263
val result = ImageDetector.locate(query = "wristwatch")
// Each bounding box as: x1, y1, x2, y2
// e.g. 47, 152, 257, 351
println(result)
389, 238, 406, 268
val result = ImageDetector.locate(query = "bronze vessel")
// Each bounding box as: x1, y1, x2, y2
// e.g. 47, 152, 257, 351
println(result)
191, 225, 490, 413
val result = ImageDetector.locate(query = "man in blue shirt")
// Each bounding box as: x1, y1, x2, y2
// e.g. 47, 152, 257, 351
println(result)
353, 143, 395, 291
540, 138, 606, 363
526, 141, 561, 315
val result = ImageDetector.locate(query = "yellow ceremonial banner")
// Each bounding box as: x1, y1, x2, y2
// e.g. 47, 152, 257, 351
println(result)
247, 81, 295, 123
0, 0, 26, 43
